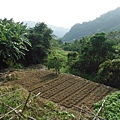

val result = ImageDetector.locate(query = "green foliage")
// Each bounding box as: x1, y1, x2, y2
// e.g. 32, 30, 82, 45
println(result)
47, 55, 62, 74
50, 39, 63, 48
107, 30, 120, 44
24, 22, 53, 66
94, 91, 120, 120
113, 43, 120, 59
0, 85, 75, 120
46, 49, 68, 74
48, 39, 66, 70
0, 18, 31, 68
0, 19, 54, 70
67, 51, 79, 73
63, 32, 120, 86
0, 91, 24, 114
70, 33, 114, 76
67, 52, 78, 62
0, 19, 54, 69
35, 101, 75, 120
0, 85, 26, 119
98, 59, 120, 89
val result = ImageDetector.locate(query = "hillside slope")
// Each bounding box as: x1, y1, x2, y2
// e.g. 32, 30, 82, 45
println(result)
62, 7, 120, 42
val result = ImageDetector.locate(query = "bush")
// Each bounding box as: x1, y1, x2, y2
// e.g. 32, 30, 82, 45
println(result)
94, 91, 120, 120
97, 59, 120, 89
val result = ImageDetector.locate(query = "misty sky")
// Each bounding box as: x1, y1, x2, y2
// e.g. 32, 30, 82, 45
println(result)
0, 0, 120, 28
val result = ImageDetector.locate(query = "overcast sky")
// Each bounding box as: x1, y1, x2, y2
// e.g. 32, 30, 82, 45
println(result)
0, 0, 120, 28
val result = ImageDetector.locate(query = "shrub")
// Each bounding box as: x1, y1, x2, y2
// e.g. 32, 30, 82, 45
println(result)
94, 91, 120, 120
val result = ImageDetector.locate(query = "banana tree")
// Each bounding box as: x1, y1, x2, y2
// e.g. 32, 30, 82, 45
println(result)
0, 18, 31, 68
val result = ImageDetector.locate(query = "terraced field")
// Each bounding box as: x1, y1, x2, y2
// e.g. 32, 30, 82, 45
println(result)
15, 69, 117, 110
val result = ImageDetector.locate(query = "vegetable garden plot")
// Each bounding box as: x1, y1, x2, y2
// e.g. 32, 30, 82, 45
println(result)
50, 80, 88, 103
32, 74, 67, 94
15, 70, 117, 112
40, 77, 79, 99
75, 85, 116, 109
60, 82, 98, 108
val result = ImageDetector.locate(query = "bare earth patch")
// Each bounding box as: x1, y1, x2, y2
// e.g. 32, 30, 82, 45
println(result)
13, 69, 117, 111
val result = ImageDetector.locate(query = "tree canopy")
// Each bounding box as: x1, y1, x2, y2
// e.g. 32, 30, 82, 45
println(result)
0, 19, 53, 68
0, 18, 31, 68
23, 22, 53, 66
62, 31, 120, 89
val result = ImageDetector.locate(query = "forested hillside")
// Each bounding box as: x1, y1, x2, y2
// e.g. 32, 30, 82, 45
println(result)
62, 31, 120, 89
62, 7, 120, 42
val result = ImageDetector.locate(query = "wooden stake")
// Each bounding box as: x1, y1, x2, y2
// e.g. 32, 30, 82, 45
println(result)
93, 99, 106, 120
21, 92, 31, 113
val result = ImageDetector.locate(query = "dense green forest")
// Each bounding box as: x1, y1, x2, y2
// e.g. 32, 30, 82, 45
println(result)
62, 7, 120, 42
62, 31, 120, 89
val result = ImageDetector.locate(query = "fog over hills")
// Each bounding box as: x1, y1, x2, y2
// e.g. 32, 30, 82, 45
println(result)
24, 21, 69, 38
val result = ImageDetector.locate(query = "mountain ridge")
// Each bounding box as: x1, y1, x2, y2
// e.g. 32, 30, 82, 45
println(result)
62, 7, 120, 42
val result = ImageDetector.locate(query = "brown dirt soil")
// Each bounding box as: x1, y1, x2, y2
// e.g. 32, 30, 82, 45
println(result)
8, 69, 117, 112
0, 69, 116, 118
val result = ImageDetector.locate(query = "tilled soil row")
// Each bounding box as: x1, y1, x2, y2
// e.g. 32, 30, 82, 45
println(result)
60, 82, 99, 108
50, 78, 88, 103
32, 74, 76, 94
40, 77, 79, 99
15, 70, 116, 111
28, 74, 65, 91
